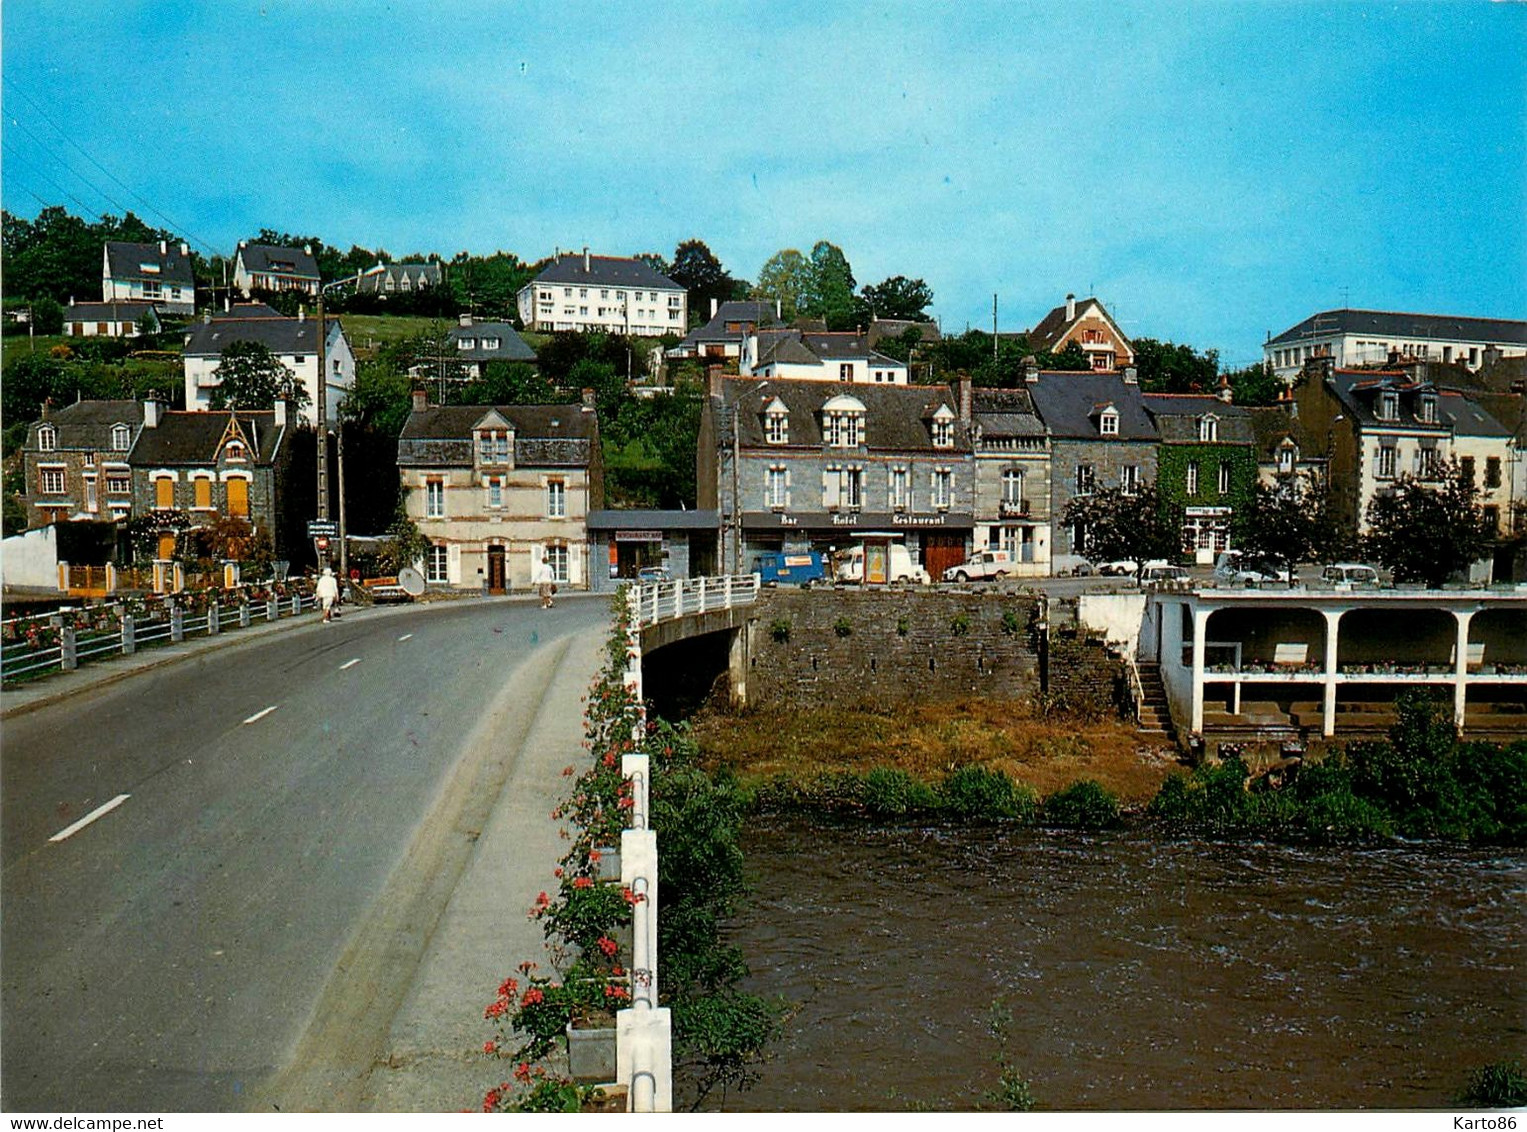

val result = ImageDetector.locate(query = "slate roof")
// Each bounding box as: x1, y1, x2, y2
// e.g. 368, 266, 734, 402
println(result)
1245, 405, 1322, 460
1027, 372, 1157, 441
531, 253, 681, 291
1142, 394, 1253, 444
716, 378, 964, 452
446, 321, 538, 363
399, 404, 598, 443
65, 301, 159, 322
104, 241, 194, 287
677, 301, 782, 349
586, 508, 720, 531
355, 262, 444, 293
1438, 389, 1511, 438
237, 243, 320, 281
866, 319, 941, 347
183, 312, 341, 356
755, 329, 906, 369
970, 387, 1045, 438
27, 400, 145, 451
130, 410, 283, 465
1326, 369, 1451, 432
1267, 309, 1527, 348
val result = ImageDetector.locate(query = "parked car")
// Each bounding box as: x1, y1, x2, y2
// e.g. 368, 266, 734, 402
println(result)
836, 543, 930, 585
1321, 562, 1382, 588
942, 548, 1013, 583
1097, 559, 1139, 576
1137, 560, 1191, 586
1214, 551, 1290, 587
636, 566, 671, 583
753, 551, 827, 586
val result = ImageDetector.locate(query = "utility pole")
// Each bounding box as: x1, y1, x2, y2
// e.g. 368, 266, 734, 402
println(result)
992, 293, 998, 363
337, 421, 348, 581
316, 287, 329, 524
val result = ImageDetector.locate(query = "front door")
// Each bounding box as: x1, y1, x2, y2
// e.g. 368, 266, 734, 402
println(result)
921, 533, 965, 580
487, 544, 506, 594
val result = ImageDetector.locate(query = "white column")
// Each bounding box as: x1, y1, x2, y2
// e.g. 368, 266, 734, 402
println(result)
1322, 608, 1344, 738
1191, 604, 1210, 735
1454, 607, 1475, 732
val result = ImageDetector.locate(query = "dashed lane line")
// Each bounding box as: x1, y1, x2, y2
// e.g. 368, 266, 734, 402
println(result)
243, 705, 278, 725
340, 658, 361, 670
49, 794, 130, 843
398, 634, 413, 642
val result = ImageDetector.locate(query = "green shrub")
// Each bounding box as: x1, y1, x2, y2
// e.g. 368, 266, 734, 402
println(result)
833, 616, 853, 638
895, 616, 910, 637
1043, 779, 1121, 829
1000, 608, 1023, 636
1458, 1058, 1527, 1108
1146, 758, 1255, 835
769, 618, 791, 643
863, 767, 938, 817
939, 765, 1036, 822
950, 612, 971, 637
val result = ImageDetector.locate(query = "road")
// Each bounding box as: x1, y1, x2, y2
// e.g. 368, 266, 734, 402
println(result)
1, 596, 610, 1113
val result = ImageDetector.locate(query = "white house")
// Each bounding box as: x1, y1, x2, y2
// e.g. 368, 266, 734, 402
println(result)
516, 248, 686, 336
1265, 309, 1527, 381
182, 304, 354, 425
233, 243, 321, 298
103, 241, 195, 316
738, 328, 909, 384
64, 301, 161, 338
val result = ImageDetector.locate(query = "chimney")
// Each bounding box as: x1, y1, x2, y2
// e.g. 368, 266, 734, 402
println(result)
40, 397, 52, 419
955, 372, 972, 425
1065, 293, 1076, 322
1023, 355, 1040, 384
1217, 373, 1233, 403
459, 313, 473, 327
411, 388, 428, 413
581, 388, 597, 413
273, 397, 288, 427
142, 394, 164, 428
159, 239, 167, 256
180, 242, 189, 257
775, 299, 782, 321
711, 298, 719, 319
708, 364, 726, 399
583, 246, 590, 272
303, 244, 312, 256
1123, 365, 1138, 385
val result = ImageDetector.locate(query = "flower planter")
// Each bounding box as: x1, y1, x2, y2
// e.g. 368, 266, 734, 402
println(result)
566, 1017, 618, 1084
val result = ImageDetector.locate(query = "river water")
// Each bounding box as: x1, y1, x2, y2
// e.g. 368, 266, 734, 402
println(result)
715, 816, 1524, 1111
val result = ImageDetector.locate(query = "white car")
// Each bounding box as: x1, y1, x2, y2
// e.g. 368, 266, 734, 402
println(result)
1322, 563, 1382, 588
1137, 560, 1191, 586
1097, 559, 1139, 576
942, 549, 1013, 583
836, 544, 931, 585
1214, 551, 1290, 587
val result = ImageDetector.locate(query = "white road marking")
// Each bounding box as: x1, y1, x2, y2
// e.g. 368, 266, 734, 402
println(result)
50, 794, 130, 843
398, 633, 413, 642
243, 705, 278, 725
340, 658, 361, 670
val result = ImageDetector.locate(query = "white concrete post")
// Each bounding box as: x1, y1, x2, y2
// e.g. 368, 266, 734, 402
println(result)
616, 1006, 672, 1113
698, 575, 707, 612
208, 600, 220, 635
1322, 608, 1344, 738
1190, 606, 1210, 736
267, 598, 278, 622
170, 602, 184, 642
122, 613, 135, 655
1454, 608, 1475, 731
239, 601, 252, 629
60, 625, 77, 670
724, 574, 733, 609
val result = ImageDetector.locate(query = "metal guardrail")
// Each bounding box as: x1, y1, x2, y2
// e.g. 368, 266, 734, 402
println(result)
1, 585, 316, 687
631, 574, 761, 629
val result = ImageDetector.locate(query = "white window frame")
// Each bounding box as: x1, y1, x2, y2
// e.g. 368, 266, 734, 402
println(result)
844, 467, 863, 509
1121, 465, 1141, 495
39, 467, 66, 495
1199, 415, 1218, 442
487, 476, 504, 510
37, 425, 56, 452
766, 466, 788, 508
1002, 468, 1024, 504
933, 419, 954, 448
547, 478, 566, 518
932, 467, 952, 509
545, 543, 569, 583
111, 424, 131, 451
1099, 409, 1119, 436
1186, 461, 1200, 497
890, 467, 910, 510
426, 544, 449, 583
1217, 462, 1232, 494
766, 413, 788, 444
1076, 464, 1095, 496
425, 478, 445, 518
1377, 445, 1397, 480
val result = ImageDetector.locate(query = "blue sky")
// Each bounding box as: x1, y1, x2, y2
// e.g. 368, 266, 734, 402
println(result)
3, 1, 1523, 366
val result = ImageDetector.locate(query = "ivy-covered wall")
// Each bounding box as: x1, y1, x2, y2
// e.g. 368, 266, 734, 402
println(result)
1155, 442, 1259, 525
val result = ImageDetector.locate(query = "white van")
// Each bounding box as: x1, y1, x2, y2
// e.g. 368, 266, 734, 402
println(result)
1321, 563, 1381, 588
835, 543, 931, 585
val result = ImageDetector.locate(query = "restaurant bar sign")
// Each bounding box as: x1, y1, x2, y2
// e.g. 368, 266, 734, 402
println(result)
742, 510, 974, 530
613, 530, 664, 542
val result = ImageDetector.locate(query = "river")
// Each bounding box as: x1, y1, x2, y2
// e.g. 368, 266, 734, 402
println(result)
713, 816, 1524, 1111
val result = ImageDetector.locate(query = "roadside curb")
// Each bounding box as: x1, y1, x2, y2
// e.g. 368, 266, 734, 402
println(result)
0, 590, 608, 721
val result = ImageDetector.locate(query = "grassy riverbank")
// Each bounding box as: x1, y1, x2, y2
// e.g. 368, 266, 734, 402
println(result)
689, 698, 1179, 807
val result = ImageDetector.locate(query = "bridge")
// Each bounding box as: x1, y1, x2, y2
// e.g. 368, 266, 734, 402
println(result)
630, 575, 763, 709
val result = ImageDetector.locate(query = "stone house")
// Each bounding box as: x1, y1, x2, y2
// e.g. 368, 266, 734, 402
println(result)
103, 240, 195, 316
352, 261, 444, 296
396, 393, 603, 593
20, 400, 146, 528
697, 373, 976, 580
182, 303, 355, 425
668, 300, 783, 361
1027, 368, 1158, 573
969, 385, 1051, 574
1142, 392, 1257, 562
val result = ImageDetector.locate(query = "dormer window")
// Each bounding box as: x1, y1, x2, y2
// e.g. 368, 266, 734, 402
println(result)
1418, 393, 1437, 424
224, 440, 247, 462
477, 429, 510, 464
1277, 441, 1296, 474
1379, 390, 1398, 421
931, 405, 956, 448
481, 336, 500, 350
1098, 407, 1119, 436
822, 394, 866, 448
765, 405, 789, 444
111, 424, 131, 451
37, 425, 56, 452
1198, 414, 1219, 442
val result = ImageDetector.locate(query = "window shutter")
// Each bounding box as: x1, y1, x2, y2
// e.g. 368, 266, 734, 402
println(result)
822, 470, 839, 508
447, 543, 462, 584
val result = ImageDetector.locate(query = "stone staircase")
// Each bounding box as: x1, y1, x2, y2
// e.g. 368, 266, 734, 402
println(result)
1134, 660, 1175, 741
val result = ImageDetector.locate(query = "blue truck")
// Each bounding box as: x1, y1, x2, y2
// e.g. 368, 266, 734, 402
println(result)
753, 551, 827, 586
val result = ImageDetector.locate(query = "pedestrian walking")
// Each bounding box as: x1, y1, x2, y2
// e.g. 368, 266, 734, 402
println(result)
536, 559, 556, 608
316, 566, 340, 623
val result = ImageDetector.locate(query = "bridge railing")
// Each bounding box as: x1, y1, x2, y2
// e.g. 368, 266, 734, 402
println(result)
632, 574, 761, 629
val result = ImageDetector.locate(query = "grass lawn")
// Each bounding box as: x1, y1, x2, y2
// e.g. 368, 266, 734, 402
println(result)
339, 314, 443, 355
689, 698, 1183, 806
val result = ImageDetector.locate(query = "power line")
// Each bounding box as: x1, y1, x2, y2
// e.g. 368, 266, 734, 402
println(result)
3, 113, 137, 222
2, 142, 108, 222
3, 79, 222, 257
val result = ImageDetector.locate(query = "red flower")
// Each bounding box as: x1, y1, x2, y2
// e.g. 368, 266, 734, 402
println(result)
562, 765, 576, 776
483, 1087, 502, 1111
605, 983, 630, 1001
513, 1062, 533, 1085
497, 977, 519, 998
597, 935, 618, 957
484, 998, 508, 1020
483, 1040, 498, 1054
573, 875, 593, 889
589, 849, 602, 864
521, 987, 545, 1006
553, 866, 564, 878
621, 887, 645, 905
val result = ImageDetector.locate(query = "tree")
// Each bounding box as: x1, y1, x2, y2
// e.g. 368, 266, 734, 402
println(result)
858, 275, 933, 321
209, 340, 310, 411
1232, 471, 1343, 585
1362, 461, 1495, 588
752, 249, 810, 322
1061, 483, 1181, 575
669, 239, 740, 327
1132, 338, 1220, 394
1225, 361, 1283, 406
801, 240, 858, 330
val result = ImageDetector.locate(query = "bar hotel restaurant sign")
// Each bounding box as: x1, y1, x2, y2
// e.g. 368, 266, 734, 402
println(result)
741, 510, 974, 530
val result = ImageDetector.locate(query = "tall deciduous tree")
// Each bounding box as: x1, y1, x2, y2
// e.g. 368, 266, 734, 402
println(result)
1232, 471, 1343, 585
209, 340, 310, 411
1132, 338, 1220, 394
802, 240, 858, 330
752, 249, 810, 322
669, 239, 740, 326
1362, 462, 1495, 588
1061, 483, 1181, 575
858, 275, 933, 321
